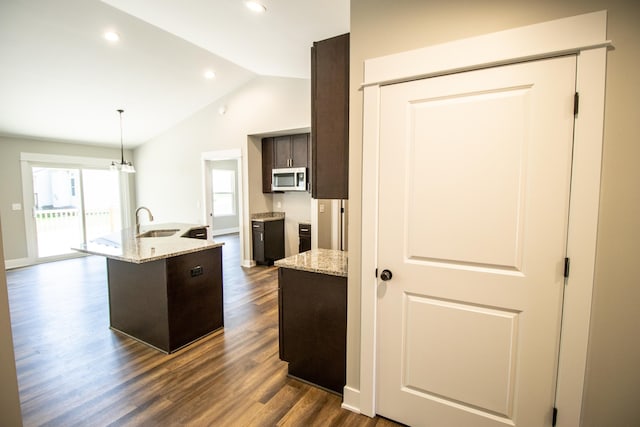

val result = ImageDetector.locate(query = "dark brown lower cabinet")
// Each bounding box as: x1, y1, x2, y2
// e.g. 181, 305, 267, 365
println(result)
278, 267, 347, 394
252, 219, 284, 265
107, 247, 223, 353
298, 223, 311, 253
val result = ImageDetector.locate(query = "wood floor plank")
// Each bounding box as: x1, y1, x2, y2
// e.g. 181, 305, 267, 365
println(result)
6, 234, 402, 426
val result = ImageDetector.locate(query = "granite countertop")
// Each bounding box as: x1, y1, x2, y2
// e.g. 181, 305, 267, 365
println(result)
73, 223, 223, 264
251, 211, 285, 222
275, 249, 347, 277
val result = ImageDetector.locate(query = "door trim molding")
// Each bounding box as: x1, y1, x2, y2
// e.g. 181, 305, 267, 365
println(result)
201, 149, 245, 266
19, 152, 133, 266
355, 11, 610, 426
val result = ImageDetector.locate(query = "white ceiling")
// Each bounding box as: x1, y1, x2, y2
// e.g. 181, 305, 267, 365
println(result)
0, 0, 349, 147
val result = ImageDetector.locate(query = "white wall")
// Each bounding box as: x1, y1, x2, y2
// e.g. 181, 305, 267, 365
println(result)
134, 76, 311, 264
0, 220, 23, 426
350, 1, 640, 425
272, 191, 312, 257
0, 136, 134, 264
316, 200, 333, 249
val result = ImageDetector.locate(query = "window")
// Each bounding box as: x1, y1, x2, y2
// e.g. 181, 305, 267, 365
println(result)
212, 169, 236, 217
30, 166, 122, 258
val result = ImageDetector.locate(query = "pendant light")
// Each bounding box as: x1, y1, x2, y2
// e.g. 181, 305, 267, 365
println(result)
110, 109, 135, 173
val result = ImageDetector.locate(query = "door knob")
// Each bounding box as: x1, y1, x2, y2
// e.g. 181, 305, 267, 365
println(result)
380, 269, 393, 281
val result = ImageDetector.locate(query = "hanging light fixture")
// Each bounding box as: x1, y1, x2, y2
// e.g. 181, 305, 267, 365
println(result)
110, 109, 135, 173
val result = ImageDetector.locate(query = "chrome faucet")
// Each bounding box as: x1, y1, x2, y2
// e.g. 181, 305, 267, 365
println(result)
135, 206, 154, 234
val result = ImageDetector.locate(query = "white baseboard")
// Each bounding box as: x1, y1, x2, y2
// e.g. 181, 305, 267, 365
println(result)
211, 227, 239, 236
341, 386, 362, 414
242, 259, 256, 268
4, 257, 30, 270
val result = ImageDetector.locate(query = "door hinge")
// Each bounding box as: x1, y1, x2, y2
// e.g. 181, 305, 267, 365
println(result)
375, 268, 378, 278
552, 407, 558, 426
574, 92, 579, 116
564, 257, 570, 279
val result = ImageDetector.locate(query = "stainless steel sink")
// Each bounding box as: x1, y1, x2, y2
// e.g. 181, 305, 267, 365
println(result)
137, 229, 179, 238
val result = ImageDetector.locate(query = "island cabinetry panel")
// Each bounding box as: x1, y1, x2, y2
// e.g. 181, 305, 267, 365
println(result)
311, 33, 349, 199
252, 219, 284, 265
107, 246, 223, 353
166, 248, 223, 350
278, 267, 347, 394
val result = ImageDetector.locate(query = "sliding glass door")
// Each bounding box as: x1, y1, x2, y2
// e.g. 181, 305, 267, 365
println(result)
82, 169, 122, 243
32, 167, 83, 257
30, 165, 122, 260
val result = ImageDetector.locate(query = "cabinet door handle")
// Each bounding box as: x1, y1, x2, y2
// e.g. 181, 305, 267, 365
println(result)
300, 228, 309, 232
260, 233, 263, 242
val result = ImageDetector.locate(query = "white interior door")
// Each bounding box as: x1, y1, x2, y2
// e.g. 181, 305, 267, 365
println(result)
376, 56, 577, 426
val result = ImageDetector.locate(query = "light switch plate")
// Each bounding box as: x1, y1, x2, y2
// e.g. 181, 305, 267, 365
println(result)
319, 203, 325, 213
11, 203, 22, 211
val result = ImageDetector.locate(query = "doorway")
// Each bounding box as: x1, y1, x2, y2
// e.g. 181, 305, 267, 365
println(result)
21, 153, 129, 264
207, 160, 240, 236
376, 55, 576, 426
201, 149, 244, 266
356, 11, 609, 426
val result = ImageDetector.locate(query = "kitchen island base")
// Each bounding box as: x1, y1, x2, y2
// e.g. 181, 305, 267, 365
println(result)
107, 246, 223, 353
278, 267, 347, 394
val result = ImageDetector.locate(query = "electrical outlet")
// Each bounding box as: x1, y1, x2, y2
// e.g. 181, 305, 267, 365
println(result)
277, 201, 282, 208
12, 203, 22, 211
319, 203, 325, 213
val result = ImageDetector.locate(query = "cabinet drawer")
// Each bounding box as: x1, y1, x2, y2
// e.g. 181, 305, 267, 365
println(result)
186, 227, 207, 239
298, 223, 311, 236
252, 221, 264, 232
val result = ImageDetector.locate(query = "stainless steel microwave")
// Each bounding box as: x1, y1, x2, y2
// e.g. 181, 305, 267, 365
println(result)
272, 167, 307, 192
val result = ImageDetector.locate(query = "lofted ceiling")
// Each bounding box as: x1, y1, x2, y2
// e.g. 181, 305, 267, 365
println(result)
0, 0, 349, 147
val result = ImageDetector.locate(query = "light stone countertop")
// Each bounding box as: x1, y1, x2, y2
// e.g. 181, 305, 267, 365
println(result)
251, 212, 285, 222
275, 249, 347, 277
73, 223, 223, 264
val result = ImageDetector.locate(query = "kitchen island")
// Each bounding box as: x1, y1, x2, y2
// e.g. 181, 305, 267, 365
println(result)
275, 249, 347, 394
74, 223, 224, 353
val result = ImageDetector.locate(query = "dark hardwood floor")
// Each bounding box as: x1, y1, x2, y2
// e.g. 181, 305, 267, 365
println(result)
6, 234, 400, 426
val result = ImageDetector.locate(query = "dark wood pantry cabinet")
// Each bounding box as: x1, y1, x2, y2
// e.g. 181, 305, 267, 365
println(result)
311, 33, 349, 200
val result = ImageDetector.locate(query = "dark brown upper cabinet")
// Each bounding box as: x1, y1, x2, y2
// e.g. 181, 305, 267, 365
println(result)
262, 133, 310, 193
311, 33, 349, 200
262, 137, 275, 193
274, 134, 309, 168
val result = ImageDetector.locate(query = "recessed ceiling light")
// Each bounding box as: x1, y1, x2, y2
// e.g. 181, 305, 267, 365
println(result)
204, 70, 216, 79
104, 31, 120, 42
245, 1, 266, 13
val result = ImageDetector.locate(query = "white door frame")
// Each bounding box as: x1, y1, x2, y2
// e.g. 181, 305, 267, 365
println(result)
354, 11, 611, 426
201, 149, 244, 262
18, 152, 133, 267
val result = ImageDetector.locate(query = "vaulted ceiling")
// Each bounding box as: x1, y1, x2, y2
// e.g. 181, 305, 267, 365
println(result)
0, 0, 349, 147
